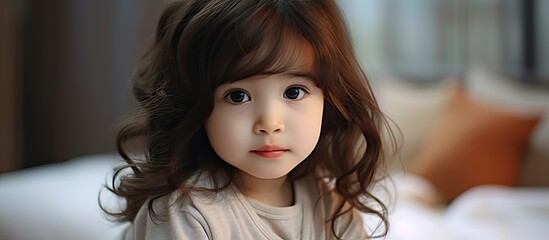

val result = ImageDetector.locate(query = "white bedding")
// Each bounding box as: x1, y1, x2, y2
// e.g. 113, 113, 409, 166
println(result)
380, 173, 549, 240
1, 154, 548, 240
0, 155, 128, 240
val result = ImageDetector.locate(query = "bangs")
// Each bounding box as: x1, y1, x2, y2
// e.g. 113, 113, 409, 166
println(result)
211, 8, 316, 86
230, 30, 315, 81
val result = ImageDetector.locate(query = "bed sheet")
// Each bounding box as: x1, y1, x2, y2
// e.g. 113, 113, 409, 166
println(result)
0, 155, 127, 240
379, 173, 549, 240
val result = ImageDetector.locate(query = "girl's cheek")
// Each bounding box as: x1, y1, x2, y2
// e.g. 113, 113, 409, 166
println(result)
205, 106, 249, 149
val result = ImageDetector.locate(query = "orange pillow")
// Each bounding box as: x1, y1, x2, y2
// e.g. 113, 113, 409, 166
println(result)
408, 87, 541, 203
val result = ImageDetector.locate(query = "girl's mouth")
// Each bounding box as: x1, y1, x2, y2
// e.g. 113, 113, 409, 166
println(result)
250, 145, 289, 158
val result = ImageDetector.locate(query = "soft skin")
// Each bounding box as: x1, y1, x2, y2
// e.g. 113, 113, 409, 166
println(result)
205, 51, 324, 204
206, 73, 323, 172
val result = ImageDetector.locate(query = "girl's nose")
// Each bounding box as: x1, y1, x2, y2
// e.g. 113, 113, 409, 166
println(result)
253, 104, 285, 135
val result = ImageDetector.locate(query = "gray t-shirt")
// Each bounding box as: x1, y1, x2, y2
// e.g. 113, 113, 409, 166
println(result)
123, 175, 367, 239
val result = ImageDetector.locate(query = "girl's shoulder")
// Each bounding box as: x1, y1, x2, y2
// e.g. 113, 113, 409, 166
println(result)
135, 172, 235, 216
298, 175, 358, 217
173, 171, 236, 206
125, 175, 240, 240
131, 174, 238, 223
297, 174, 335, 199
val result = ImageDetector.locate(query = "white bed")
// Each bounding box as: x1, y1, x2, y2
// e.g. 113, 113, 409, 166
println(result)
0, 155, 128, 240
378, 174, 549, 240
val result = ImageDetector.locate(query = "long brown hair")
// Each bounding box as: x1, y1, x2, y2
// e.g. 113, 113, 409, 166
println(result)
105, 0, 390, 238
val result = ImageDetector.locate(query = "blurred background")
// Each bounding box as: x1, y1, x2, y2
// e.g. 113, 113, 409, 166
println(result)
1, 0, 548, 173
1, 1, 549, 239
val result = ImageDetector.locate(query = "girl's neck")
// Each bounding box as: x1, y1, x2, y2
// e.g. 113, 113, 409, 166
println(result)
234, 172, 295, 207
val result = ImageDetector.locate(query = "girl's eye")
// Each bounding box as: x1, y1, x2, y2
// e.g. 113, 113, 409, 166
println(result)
284, 86, 308, 100
224, 90, 250, 104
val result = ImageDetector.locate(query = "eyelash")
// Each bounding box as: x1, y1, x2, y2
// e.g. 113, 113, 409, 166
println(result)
284, 85, 309, 100
223, 85, 310, 105
224, 89, 250, 104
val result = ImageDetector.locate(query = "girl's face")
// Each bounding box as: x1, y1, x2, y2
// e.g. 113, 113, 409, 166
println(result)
205, 47, 323, 181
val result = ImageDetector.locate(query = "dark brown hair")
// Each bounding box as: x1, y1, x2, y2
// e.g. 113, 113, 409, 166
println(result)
105, 0, 390, 238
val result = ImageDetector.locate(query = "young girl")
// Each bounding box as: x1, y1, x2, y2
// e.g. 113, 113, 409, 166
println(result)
106, 0, 390, 239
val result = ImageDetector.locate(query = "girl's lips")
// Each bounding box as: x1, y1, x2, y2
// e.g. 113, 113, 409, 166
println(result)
250, 145, 288, 158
